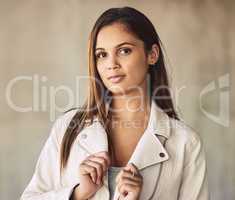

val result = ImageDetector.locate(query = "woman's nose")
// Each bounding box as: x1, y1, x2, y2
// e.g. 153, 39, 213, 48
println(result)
106, 56, 120, 70
107, 64, 120, 70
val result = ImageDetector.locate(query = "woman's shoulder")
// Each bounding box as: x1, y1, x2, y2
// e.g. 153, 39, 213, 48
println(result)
168, 117, 203, 148
168, 117, 207, 171
60, 108, 80, 126
49, 108, 80, 145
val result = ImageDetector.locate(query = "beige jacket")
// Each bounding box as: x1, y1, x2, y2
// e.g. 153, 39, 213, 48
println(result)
21, 99, 209, 200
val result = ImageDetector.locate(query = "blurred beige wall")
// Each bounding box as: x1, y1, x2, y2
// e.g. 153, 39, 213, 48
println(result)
0, 0, 234, 199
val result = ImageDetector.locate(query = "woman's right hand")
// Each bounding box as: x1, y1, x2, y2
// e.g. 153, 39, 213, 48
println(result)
73, 151, 111, 200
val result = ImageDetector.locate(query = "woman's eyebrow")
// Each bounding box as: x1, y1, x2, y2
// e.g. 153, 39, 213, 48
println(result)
95, 42, 136, 51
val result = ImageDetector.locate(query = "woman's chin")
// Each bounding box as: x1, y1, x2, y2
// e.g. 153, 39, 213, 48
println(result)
108, 87, 139, 96
109, 88, 126, 95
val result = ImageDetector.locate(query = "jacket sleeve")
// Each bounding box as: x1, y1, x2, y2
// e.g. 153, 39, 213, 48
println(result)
20, 114, 79, 200
178, 133, 210, 200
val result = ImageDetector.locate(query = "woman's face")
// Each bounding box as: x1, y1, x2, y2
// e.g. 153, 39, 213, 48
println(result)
95, 23, 156, 96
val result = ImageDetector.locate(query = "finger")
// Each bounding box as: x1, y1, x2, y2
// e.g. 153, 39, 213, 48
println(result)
116, 170, 142, 184
118, 183, 137, 196
124, 163, 139, 175
95, 151, 111, 166
87, 156, 109, 173
83, 159, 103, 185
120, 174, 142, 184
117, 177, 140, 187
119, 192, 128, 200
116, 169, 129, 182
80, 163, 97, 183
116, 169, 142, 183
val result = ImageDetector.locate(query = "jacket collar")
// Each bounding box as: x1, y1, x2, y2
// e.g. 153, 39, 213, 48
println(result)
127, 99, 170, 169
145, 98, 170, 139
77, 99, 170, 170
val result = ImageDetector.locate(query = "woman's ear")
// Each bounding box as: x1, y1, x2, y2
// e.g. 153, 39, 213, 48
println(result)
147, 44, 159, 65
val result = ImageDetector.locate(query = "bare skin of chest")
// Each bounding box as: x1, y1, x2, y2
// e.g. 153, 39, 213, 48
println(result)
109, 121, 147, 167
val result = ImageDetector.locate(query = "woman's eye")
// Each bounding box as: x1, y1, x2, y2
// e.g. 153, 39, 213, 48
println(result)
119, 48, 132, 55
95, 52, 106, 59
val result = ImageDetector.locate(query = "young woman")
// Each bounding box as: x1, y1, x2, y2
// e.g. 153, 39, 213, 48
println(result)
21, 7, 209, 200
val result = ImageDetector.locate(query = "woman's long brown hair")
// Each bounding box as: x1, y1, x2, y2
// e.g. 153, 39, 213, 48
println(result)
60, 7, 180, 173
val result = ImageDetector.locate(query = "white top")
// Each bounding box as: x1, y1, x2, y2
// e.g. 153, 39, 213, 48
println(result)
108, 166, 123, 200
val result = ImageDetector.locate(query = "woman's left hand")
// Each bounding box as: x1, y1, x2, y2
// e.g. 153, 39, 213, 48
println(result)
115, 163, 143, 200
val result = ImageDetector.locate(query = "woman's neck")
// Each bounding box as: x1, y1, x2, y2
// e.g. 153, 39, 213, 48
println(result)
110, 95, 151, 122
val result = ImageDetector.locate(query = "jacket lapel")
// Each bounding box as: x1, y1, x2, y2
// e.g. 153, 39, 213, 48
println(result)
113, 100, 170, 199
77, 121, 109, 154
77, 99, 171, 200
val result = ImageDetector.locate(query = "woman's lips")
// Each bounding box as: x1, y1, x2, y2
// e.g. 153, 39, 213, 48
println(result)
108, 75, 125, 83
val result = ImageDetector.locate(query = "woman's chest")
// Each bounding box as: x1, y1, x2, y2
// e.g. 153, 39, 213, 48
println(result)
60, 133, 184, 200
110, 126, 144, 166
